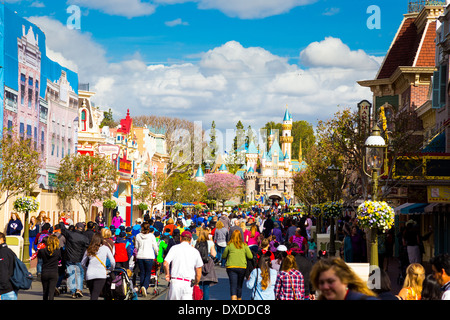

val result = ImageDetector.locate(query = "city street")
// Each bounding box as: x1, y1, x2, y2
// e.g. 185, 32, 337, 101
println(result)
17, 263, 252, 301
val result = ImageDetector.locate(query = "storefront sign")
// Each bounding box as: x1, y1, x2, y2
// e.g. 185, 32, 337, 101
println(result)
428, 186, 450, 203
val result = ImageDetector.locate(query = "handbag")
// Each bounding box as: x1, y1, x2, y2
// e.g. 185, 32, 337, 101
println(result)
193, 284, 203, 300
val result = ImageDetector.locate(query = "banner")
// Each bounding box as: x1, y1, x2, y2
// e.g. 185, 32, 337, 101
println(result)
428, 186, 450, 203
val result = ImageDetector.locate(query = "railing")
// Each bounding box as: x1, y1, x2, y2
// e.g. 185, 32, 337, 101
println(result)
408, 0, 446, 13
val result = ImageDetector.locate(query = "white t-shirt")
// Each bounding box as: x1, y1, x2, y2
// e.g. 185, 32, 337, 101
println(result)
164, 241, 203, 281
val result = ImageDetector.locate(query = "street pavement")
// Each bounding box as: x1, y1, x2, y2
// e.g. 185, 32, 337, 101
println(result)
18, 258, 402, 300
17, 263, 251, 301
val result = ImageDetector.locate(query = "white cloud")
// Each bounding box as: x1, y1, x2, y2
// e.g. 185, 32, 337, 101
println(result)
67, 0, 156, 18
67, 0, 317, 19
299, 37, 381, 70
165, 18, 189, 27
29, 16, 381, 143
195, 0, 318, 19
323, 7, 340, 16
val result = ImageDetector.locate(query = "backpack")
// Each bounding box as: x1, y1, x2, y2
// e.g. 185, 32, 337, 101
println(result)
195, 241, 209, 264
291, 235, 305, 253
10, 256, 33, 290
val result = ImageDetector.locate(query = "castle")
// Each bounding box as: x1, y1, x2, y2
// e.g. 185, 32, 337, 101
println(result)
195, 108, 307, 206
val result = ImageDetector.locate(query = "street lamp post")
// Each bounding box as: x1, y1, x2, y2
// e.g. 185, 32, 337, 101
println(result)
364, 124, 387, 267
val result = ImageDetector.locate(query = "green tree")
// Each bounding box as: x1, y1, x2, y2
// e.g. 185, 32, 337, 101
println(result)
0, 132, 41, 207
54, 153, 119, 216
100, 108, 118, 128
134, 172, 167, 218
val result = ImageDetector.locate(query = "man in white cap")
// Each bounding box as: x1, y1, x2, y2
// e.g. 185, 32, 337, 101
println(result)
163, 230, 203, 300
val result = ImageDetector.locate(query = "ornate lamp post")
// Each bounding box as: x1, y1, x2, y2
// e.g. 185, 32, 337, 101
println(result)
364, 124, 387, 266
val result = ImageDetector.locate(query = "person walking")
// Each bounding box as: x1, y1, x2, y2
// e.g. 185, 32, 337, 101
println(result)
274, 254, 305, 300
37, 234, 61, 300
28, 216, 39, 258
397, 263, 425, 300
194, 228, 217, 300
81, 233, 115, 300
0, 232, 17, 300
246, 254, 277, 300
421, 274, 443, 300
213, 220, 228, 267
222, 229, 253, 300
430, 253, 450, 300
163, 230, 203, 300
135, 221, 159, 297
310, 257, 378, 300
60, 222, 90, 298
244, 224, 260, 253
111, 212, 124, 229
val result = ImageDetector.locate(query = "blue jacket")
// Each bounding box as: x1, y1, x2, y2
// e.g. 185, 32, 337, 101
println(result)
345, 290, 379, 300
6, 219, 23, 236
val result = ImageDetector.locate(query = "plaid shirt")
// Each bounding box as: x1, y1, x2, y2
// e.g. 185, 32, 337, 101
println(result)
275, 269, 304, 300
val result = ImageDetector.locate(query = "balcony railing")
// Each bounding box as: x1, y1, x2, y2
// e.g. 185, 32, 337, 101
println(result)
408, 0, 446, 13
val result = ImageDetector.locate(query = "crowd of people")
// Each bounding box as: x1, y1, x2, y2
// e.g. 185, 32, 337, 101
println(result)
1, 206, 450, 301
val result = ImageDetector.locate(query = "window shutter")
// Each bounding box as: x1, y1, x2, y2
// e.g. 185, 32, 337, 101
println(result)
440, 65, 448, 108
432, 70, 440, 109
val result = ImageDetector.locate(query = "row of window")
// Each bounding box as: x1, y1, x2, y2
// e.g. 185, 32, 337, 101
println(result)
20, 73, 39, 110
6, 120, 71, 158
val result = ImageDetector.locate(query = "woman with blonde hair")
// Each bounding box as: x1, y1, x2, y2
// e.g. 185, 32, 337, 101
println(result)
37, 234, 62, 300
222, 229, 253, 300
398, 263, 425, 300
310, 257, 378, 300
101, 228, 114, 254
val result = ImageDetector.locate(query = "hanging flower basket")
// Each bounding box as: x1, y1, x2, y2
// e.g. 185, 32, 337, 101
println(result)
322, 200, 343, 218
356, 201, 395, 231
103, 199, 117, 209
14, 196, 39, 213
312, 204, 322, 217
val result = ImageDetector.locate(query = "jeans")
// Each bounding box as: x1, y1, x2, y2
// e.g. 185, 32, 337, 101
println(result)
66, 262, 84, 293
226, 268, 246, 298
0, 291, 17, 300
199, 281, 211, 300
36, 258, 43, 275
137, 259, 154, 290
215, 244, 226, 267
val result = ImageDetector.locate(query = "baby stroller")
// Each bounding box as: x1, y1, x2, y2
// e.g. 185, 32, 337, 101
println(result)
149, 262, 160, 295
102, 267, 137, 300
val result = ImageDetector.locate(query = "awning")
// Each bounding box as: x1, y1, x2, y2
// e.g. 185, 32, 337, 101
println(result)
112, 197, 131, 207
397, 203, 428, 215
394, 203, 414, 215
425, 203, 439, 213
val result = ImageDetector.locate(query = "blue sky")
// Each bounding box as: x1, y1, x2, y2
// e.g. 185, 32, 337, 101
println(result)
4, 0, 410, 145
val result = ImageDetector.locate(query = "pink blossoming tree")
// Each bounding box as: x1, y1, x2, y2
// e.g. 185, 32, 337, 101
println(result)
204, 173, 244, 209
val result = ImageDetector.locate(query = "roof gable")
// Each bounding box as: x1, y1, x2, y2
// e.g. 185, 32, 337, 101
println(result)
377, 17, 423, 79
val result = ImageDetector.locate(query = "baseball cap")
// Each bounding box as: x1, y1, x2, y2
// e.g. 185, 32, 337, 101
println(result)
181, 230, 192, 238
